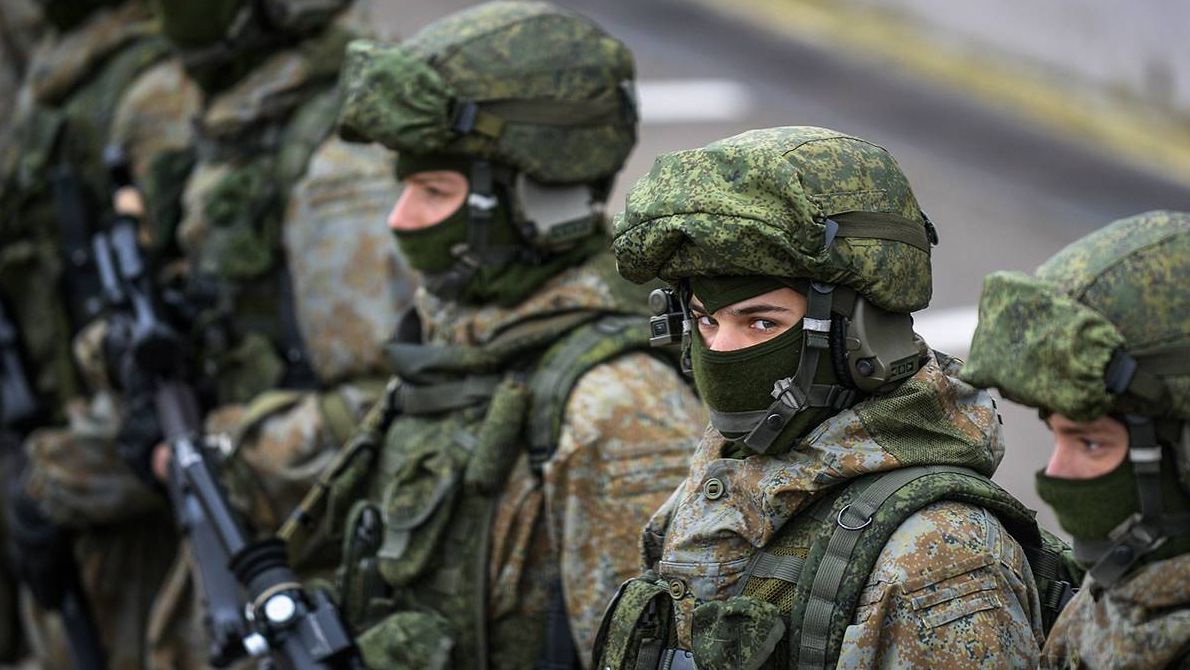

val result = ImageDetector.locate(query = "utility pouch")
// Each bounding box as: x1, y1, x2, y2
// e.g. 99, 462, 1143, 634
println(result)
592, 575, 674, 670
355, 609, 456, 670
691, 596, 784, 670
375, 430, 466, 586
338, 501, 392, 629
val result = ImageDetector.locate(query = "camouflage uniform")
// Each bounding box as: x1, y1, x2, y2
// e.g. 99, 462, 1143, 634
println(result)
963, 211, 1190, 669
594, 126, 1045, 669
0, 4, 195, 667
5, 1, 415, 667
286, 3, 705, 667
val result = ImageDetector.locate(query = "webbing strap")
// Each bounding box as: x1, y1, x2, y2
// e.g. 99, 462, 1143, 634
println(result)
830, 211, 932, 252
398, 375, 502, 415
453, 96, 627, 139
750, 552, 805, 584
798, 465, 978, 669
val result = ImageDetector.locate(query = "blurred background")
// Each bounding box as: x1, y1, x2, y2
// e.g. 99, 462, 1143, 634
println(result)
374, 0, 1190, 536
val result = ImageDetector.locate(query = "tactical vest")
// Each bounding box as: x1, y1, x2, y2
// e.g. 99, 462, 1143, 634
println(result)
594, 466, 1081, 670
327, 309, 673, 669
0, 30, 169, 417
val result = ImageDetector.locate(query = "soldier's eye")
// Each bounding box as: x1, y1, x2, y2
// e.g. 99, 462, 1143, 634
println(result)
696, 315, 716, 329
751, 319, 777, 332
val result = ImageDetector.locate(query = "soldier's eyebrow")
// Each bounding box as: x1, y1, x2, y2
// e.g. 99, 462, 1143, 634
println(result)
725, 303, 794, 318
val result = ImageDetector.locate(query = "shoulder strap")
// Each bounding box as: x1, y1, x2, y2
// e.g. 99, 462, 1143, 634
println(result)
524, 313, 663, 468
765, 465, 1051, 669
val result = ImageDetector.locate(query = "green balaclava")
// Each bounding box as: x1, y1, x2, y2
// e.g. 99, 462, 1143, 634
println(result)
687, 276, 838, 454
392, 153, 606, 307
1036, 443, 1190, 569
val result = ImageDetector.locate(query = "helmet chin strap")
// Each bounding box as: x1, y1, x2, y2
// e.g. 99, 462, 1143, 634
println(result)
712, 281, 858, 454
1082, 410, 1190, 590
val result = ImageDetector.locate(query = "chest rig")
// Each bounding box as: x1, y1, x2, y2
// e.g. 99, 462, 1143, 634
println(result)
594, 466, 1080, 670
308, 307, 664, 669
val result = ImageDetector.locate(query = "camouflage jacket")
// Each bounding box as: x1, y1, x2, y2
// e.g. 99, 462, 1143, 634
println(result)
17, 6, 415, 669
1042, 554, 1190, 669
326, 254, 705, 669
601, 350, 1043, 669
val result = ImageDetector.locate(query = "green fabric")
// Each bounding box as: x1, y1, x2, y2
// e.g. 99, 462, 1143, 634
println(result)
964, 211, 1190, 422
356, 609, 455, 670
690, 324, 803, 416
592, 576, 672, 670
961, 271, 1126, 423
394, 152, 471, 180
1036, 457, 1190, 566
392, 204, 470, 274
337, 1, 636, 185
691, 596, 786, 670
612, 126, 932, 313
689, 275, 789, 315
855, 365, 1000, 477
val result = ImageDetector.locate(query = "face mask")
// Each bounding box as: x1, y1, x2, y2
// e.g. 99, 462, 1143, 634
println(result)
392, 154, 607, 307
1036, 453, 1190, 568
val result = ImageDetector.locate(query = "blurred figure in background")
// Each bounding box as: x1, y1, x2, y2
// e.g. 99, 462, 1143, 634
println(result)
963, 211, 1190, 669
0, 1, 196, 666
284, 2, 705, 667
2, 0, 416, 667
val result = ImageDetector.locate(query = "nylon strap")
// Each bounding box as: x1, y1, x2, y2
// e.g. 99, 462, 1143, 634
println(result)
454, 95, 627, 139
749, 552, 805, 584
830, 211, 933, 252
798, 465, 980, 669
398, 375, 502, 415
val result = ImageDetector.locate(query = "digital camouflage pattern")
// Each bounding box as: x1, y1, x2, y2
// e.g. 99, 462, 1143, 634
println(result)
0, 5, 194, 667
613, 126, 933, 313
1041, 554, 1190, 669
607, 351, 1041, 668
132, 8, 416, 665
10, 3, 414, 668
962, 210, 1190, 422
338, 1, 636, 184
321, 255, 704, 669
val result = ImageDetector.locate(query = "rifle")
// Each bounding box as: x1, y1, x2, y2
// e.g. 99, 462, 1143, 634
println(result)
0, 291, 107, 670
96, 146, 361, 670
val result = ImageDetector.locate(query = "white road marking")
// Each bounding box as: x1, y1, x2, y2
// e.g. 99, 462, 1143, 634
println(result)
913, 305, 980, 356
637, 79, 753, 123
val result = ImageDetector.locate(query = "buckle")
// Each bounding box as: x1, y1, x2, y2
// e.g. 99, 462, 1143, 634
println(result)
450, 99, 479, 134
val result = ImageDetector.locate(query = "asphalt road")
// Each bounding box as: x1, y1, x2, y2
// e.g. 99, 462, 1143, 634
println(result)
372, 0, 1190, 536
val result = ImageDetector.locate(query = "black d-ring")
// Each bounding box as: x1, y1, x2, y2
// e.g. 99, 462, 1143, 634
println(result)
836, 504, 873, 531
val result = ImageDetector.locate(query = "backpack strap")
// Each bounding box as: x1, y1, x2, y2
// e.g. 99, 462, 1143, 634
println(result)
788, 465, 1046, 669
524, 313, 662, 469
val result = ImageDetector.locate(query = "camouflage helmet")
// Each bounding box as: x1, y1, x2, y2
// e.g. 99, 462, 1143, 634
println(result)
615, 126, 936, 313
151, 0, 350, 76
962, 211, 1190, 423
338, 0, 638, 185
624, 127, 938, 454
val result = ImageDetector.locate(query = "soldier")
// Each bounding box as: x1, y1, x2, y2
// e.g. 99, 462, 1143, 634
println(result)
591, 126, 1078, 670
961, 211, 1190, 669
282, 2, 705, 667
0, 2, 198, 667
4, 0, 416, 667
